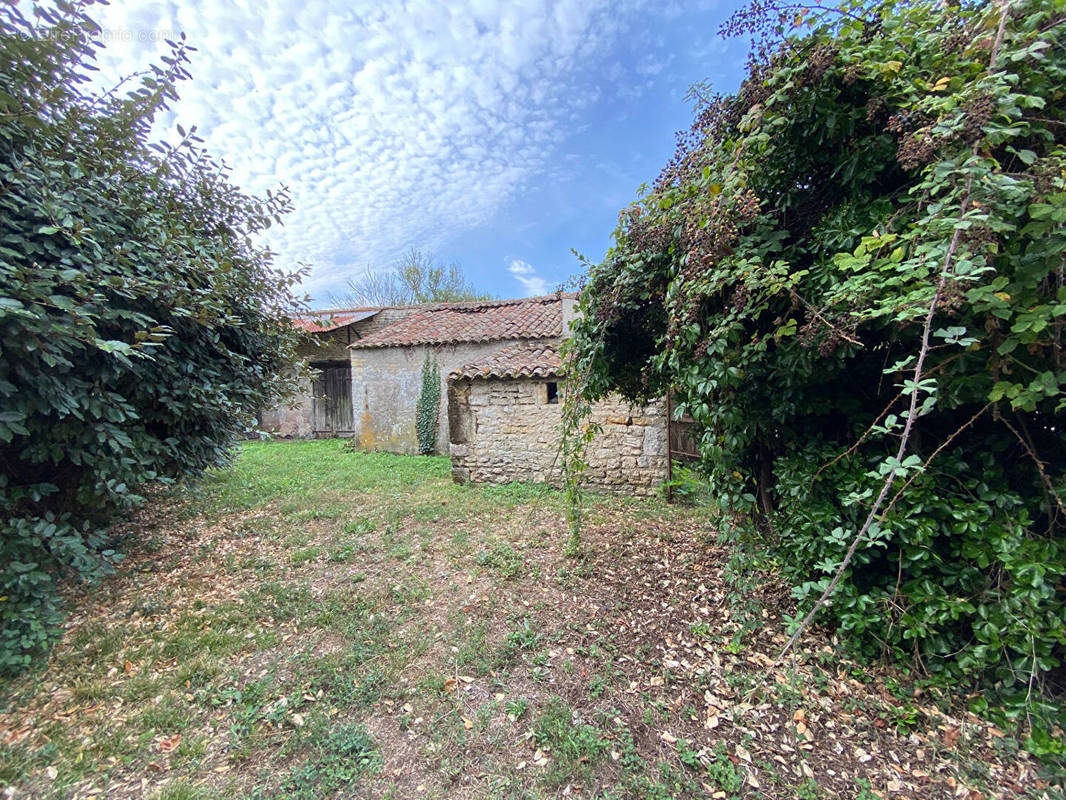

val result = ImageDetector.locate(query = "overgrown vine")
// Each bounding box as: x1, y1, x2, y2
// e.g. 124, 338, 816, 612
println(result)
567, 0, 1066, 740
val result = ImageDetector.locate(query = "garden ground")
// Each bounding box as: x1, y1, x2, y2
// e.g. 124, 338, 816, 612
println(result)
0, 441, 1056, 799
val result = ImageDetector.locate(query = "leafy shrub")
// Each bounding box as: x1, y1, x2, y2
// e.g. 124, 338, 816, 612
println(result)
567, 0, 1066, 712
662, 463, 716, 507
0, 4, 303, 670
415, 350, 440, 454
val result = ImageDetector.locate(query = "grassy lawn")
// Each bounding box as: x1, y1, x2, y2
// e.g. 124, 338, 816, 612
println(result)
0, 441, 1053, 799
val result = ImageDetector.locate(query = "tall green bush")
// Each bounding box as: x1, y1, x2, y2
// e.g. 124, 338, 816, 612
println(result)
567, 0, 1066, 716
416, 351, 441, 455
0, 4, 304, 671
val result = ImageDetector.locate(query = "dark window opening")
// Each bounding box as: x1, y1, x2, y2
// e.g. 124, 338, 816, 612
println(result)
546, 381, 559, 404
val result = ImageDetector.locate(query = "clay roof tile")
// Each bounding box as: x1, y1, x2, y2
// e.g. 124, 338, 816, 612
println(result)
293, 308, 380, 333
448, 343, 563, 381
349, 294, 572, 349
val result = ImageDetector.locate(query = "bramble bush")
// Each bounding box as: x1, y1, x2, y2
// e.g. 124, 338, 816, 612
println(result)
566, 0, 1066, 728
0, 3, 305, 671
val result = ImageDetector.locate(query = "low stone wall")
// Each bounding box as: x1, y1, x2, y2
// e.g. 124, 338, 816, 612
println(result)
449, 377, 667, 496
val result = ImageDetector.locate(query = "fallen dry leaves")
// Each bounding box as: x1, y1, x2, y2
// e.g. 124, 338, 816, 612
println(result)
155, 734, 181, 754
546, 511, 1056, 800
0, 482, 1059, 800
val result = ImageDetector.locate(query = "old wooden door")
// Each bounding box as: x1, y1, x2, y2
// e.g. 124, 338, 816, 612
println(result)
310, 361, 354, 437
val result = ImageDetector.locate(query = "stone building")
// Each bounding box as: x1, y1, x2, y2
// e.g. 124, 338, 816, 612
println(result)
348, 295, 567, 454
258, 306, 414, 438
447, 343, 667, 496
261, 293, 669, 495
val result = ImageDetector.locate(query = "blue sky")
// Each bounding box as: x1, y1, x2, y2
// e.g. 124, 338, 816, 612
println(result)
90, 1, 750, 306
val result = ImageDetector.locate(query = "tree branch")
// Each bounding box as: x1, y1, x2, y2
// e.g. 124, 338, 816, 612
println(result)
774, 179, 972, 666
880, 402, 991, 518
1000, 415, 1066, 520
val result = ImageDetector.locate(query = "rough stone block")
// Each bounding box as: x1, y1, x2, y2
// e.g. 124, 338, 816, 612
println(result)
642, 425, 666, 457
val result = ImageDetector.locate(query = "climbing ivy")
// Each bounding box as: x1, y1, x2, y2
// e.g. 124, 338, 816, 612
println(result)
416, 351, 441, 455
567, 0, 1066, 725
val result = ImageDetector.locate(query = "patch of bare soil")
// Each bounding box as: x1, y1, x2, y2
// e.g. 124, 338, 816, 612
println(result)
0, 493, 1057, 800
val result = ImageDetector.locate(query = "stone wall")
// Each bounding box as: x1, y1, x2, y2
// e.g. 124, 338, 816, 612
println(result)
351, 307, 418, 340
449, 376, 667, 496
259, 310, 418, 438
350, 338, 559, 454
310, 327, 356, 360
258, 365, 314, 437
258, 342, 324, 438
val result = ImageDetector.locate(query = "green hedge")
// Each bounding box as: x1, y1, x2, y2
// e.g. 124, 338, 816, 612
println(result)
0, 4, 304, 670
568, 0, 1066, 724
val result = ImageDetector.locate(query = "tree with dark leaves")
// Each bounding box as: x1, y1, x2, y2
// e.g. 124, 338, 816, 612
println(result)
565, 0, 1066, 736
0, 2, 306, 671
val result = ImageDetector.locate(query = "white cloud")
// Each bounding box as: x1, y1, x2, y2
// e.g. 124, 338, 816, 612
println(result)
83, 0, 655, 300
508, 258, 549, 297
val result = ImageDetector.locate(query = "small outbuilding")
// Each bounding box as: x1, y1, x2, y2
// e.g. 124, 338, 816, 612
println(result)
262, 294, 672, 496
447, 343, 668, 496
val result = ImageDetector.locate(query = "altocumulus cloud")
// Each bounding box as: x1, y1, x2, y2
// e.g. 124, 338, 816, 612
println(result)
87, 0, 657, 298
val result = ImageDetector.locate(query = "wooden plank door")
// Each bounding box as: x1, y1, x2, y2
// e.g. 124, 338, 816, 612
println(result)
311, 362, 353, 437
325, 365, 353, 434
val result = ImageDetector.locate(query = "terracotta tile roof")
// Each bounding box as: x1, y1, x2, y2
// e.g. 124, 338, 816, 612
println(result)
448, 343, 563, 382
350, 294, 570, 349
293, 308, 379, 333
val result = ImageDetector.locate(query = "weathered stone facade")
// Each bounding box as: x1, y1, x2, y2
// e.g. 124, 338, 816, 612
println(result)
261, 297, 570, 448
259, 308, 418, 438
258, 371, 315, 437
448, 376, 667, 496
350, 338, 554, 455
